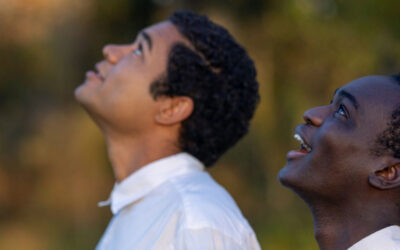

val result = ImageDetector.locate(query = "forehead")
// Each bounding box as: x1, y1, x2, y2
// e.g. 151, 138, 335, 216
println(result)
141, 20, 190, 49
340, 75, 400, 112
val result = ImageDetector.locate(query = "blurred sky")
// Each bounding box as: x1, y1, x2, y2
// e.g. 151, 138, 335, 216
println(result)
1, 0, 400, 249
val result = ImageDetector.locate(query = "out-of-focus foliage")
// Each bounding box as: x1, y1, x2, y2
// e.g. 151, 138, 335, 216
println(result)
1, 0, 400, 249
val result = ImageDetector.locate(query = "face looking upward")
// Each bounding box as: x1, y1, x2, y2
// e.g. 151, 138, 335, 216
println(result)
74, 21, 190, 134
278, 76, 400, 201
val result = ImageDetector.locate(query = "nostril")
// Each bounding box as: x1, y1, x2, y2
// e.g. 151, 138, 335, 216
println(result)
303, 111, 313, 125
103, 45, 119, 64
303, 107, 324, 126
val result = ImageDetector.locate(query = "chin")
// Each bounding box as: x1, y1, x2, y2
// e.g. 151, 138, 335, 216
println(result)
74, 85, 84, 102
74, 85, 99, 116
74, 83, 97, 106
278, 163, 310, 194
278, 165, 297, 188
279, 165, 329, 208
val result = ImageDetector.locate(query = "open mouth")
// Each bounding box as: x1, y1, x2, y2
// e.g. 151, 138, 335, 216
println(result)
287, 133, 312, 160
294, 133, 312, 153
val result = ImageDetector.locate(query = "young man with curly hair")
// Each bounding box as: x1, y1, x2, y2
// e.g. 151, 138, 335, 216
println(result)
75, 10, 260, 250
279, 74, 400, 250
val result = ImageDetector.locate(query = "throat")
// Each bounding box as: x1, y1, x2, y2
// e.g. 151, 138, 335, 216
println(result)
105, 132, 181, 182
314, 224, 352, 250
310, 202, 398, 250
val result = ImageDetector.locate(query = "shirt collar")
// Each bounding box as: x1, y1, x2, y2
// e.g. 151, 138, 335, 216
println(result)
99, 152, 204, 214
348, 225, 400, 250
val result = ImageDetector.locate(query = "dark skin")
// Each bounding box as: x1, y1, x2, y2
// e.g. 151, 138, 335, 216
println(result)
278, 75, 400, 250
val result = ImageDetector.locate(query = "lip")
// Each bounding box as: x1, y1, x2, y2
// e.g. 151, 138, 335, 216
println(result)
94, 64, 105, 80
85, 70, 104, 83
286, 126, 313, 161
286, 149, 308, 160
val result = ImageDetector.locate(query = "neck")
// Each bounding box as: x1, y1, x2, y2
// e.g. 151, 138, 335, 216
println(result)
308, 197, 398, 250
103, 129, 181, 182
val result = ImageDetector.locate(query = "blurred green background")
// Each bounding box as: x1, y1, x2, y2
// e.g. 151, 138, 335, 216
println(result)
2, 0, 400, 249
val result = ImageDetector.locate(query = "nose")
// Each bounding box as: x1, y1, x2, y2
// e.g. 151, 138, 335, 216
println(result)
102, 44, 133, 64
302, 106, 328, 126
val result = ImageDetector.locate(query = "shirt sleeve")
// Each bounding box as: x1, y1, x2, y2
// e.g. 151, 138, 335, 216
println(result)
176, 227, 261, 250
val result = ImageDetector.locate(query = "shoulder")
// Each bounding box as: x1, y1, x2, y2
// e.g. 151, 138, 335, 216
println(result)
166, 171, 256, 241
348, 225, 400, 250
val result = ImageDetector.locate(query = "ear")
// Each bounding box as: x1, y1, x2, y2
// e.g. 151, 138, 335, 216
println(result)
368, 163, 400, 190
155, 96, 194, 125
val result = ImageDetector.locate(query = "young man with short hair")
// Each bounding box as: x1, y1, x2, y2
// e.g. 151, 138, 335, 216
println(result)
75, 10, 260, 250
279, 74, 400, 249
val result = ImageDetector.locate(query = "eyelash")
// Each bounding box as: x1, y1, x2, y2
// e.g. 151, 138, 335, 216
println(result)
134, 43, 143, 55
335, 104, 348, 119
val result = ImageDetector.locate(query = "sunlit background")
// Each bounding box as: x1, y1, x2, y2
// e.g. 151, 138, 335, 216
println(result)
2, 0, 400, 249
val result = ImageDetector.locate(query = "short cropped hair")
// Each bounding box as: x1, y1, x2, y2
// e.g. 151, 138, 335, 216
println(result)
150, 10, 260, 166
374, 74, 400, 158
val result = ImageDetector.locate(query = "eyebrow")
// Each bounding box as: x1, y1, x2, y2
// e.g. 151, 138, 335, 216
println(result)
334, 88, 359, 110
139, 30, 152, 51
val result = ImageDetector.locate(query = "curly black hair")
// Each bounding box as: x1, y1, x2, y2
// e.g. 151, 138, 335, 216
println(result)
374, 74, 400, 158
149, 10, 260, 167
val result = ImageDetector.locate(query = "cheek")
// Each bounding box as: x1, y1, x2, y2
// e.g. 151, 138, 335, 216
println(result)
103, 62, 151, 97
311, 123, 361, 166
101, 76, 155, 121
310, 126, 370, 189
112, 60, 160, 89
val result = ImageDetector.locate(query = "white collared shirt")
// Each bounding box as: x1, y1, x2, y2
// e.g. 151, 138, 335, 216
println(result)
96, 153, 261, 250
348, 225, 400, 250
